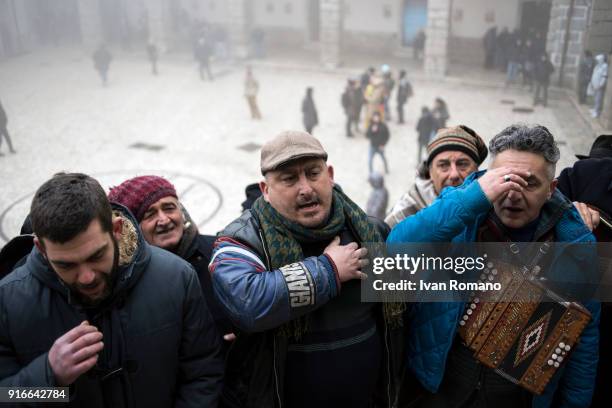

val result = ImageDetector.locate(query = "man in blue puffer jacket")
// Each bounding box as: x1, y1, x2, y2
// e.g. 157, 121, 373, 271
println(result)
388, 124, 600, 408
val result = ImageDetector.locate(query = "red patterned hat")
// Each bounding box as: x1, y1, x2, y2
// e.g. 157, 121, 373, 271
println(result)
108, 175, 177, 222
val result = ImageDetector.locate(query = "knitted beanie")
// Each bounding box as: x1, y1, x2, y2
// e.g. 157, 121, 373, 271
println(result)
426, 125, 488, 166
108, 175, 177, 222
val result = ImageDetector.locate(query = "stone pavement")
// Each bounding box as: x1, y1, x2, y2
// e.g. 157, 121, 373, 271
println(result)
0, 46, 598, 245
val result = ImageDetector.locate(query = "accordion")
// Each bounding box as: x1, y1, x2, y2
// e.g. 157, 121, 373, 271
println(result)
458, 260, 592, 395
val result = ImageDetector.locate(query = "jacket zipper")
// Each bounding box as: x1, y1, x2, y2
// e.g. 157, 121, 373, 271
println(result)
257, 227, 281, 408
273, 336, 282, 408
384, 321, 392, 408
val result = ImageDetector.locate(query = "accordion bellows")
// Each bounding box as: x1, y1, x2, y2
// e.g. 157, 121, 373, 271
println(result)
458, 260, 592, 395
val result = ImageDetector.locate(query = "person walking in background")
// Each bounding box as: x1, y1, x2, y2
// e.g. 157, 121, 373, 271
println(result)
146, 42, 159, 75
244, 66, 261, 120
366, 111, 390, 174
366, 172, 389, 220
521, 38, 537, 91
0, 99, 16, 156
194, 36, 213, 81
432, 97, 449, 131
413, 30, 426, 60
505, 37, 522, 87
341, 79, 359, 137
381, 64, 395, 120
495, 27, 510, 71
589, 54, 608, 118
92, 44, 112, 86
302, 87, 318, 134
415, 106, 435, 162
483, 26, 497, 69
351, 78, 364, 133
533, 52, 555, 107
578, 50, 595, 104
364, 75, 386, 129
396, 70, 413, 124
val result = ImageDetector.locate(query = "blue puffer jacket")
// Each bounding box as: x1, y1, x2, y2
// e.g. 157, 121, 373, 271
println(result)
387, 171, 600, 408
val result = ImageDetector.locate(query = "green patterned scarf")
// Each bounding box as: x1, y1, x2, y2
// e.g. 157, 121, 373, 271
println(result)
252, 185, 403, 339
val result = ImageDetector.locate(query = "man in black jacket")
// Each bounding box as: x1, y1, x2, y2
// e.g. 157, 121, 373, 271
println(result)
108, 175, 234, 340
210, 131, 403, 407
556, 135, 612, 408
0, 99, 16, 155
0, 173, 223, 407
366, 111, 391, 174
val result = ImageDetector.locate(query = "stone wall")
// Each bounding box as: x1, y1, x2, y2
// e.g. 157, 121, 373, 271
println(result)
342, 31, 399, 56
425, 0, 451, 77
319, 0, 342, 68
547, 0, 592, 89
77, 0, 103, 48
448, 36, 484, 66
587, 0, 612, 53
227, 0, 250, 59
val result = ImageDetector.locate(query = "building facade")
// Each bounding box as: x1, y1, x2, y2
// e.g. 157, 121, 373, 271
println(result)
1, 0, 610, 126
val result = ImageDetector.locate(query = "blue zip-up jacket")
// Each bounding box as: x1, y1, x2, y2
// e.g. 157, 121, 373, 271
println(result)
387, 171, 600, 408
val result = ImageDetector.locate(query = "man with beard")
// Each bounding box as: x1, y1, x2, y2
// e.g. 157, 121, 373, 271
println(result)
108, 175, 233, 341
209, 131, 403, 407
388, 125, 599, 407
0, 173, 224, 407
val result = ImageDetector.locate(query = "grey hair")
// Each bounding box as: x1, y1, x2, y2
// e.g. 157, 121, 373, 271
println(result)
489, 124, 559, 179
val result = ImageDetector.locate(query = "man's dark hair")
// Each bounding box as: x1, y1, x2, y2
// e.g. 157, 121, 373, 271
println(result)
31, 173, 113, 244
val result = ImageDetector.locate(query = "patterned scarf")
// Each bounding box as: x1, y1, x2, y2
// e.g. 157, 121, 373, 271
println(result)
252, 185, 404, 339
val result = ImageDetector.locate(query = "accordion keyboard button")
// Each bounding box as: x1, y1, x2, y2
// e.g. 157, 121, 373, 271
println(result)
552, 354, 558, 359
554, 362, 560, 368
559, 342, 566, 348
555, 348, 561, 354
564, 345, 571, 351
547, 360, 554, 366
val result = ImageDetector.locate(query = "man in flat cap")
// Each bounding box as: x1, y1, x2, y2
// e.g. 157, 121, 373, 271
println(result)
209, 130, 403, 407
385, 125, 488, 227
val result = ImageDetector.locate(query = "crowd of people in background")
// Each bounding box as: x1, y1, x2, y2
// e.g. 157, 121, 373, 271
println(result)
0, 19, 611, 406
484, 25, 609, 114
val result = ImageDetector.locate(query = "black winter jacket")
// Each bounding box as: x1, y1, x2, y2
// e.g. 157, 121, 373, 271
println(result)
0, 206, 224, 407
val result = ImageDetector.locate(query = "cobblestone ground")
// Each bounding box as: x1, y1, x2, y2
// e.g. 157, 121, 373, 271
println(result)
0, 47, 597, 244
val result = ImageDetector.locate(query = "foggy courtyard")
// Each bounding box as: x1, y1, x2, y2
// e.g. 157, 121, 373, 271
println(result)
0, 47, 598, 244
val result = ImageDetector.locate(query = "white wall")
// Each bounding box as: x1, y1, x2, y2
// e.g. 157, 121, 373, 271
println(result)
184, 0, 231, 24
450, 0, 521, 38
252, 0, 306, 29
343, 0, 400, 33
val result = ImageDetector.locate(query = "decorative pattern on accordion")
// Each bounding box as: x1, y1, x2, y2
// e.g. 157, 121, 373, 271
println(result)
457, 260, 592, 395
514, 310, 552, 367
520, 307, 591, 394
